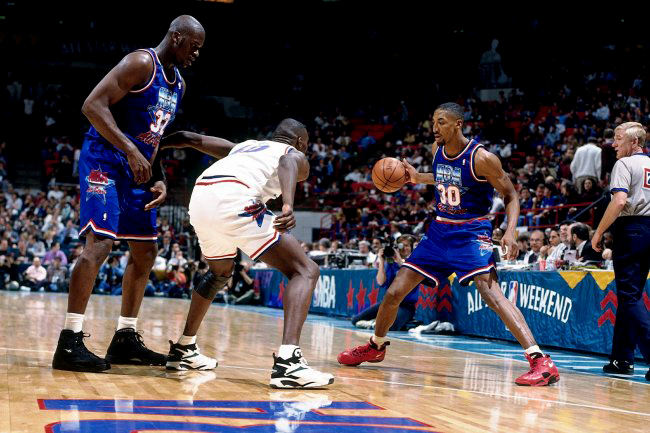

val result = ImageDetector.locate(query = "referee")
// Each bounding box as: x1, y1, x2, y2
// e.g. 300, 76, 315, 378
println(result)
592, 122, 650, 380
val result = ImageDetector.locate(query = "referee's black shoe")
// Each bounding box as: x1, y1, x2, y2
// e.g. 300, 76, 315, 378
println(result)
603, 360, 634, 375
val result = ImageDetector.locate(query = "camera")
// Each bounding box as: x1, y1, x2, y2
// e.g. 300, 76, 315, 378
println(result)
378, 237, 402, 259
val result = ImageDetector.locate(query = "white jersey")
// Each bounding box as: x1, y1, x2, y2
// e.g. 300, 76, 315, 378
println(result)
610, 153, 650, 217
197, 140, 297, 203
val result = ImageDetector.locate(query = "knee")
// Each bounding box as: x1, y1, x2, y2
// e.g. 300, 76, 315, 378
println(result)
306, 261, 320, 281
296, 260, 319, 282
81, 242, 112, 267
476, 283, 500, 311
384, 286, 406, 306
131, 244, 158, 268
194, 270, 230, 300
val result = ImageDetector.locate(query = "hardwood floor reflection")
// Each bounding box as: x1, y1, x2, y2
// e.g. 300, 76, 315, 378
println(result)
1, 291, 649, 433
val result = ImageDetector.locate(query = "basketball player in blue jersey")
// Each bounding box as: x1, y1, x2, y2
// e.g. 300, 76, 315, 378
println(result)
52, 16, 205, 372
338, 103, 560, 386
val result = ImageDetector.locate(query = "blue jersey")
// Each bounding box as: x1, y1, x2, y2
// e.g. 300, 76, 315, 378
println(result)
433, 139, 494, 219
86, 48, 183, 162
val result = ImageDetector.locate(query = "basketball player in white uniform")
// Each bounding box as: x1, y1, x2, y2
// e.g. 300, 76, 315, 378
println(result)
160, 119, 334, 389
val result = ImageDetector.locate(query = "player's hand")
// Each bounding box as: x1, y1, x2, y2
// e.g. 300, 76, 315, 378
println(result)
501, 232, 518, 261
274, 204, 296, 233
127, 148, 152, 184
591, 231, 603, 253
377, 248, 384, 260
402, 159, 418, 184
144, 181, 167, 211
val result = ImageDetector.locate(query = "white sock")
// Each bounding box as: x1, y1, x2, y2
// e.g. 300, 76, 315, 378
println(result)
64, 313, 84, 333
117, 316, 138, 331
278, 344, 299, 359
178, 335, 197, 346
525, 345, 544, 356
371, 335, 386, 346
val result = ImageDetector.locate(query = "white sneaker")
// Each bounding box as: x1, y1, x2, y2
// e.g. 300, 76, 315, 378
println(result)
270, 347, 334, 389
355, 319, 376, 329
165, 340, 218, 371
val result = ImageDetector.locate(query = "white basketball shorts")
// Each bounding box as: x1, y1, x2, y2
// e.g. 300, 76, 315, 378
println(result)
188, 177, 280, 261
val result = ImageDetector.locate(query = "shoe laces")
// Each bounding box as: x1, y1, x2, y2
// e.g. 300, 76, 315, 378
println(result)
525, 354, 544, 371
74, 333, 102, 359
351, 344, 374, 357
129, 330, 148, 349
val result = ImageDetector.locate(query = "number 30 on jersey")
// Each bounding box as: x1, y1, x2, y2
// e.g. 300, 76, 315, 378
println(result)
437, 184, 461, 206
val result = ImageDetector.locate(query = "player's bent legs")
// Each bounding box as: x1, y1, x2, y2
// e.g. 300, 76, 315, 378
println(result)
121, 241, 158, 318
258, 233, 319, 346
183, 259, 234, 337
473, 270, 536, 348
67, 232, 114, 314
474, 271, 560, 386
374, 267, 424, 337
337, 268, 423, 366
260, 233, 334, 388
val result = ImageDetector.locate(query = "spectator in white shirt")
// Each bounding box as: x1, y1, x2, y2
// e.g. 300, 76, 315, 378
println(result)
570, 138, 602, 193
24, 257, 47, 291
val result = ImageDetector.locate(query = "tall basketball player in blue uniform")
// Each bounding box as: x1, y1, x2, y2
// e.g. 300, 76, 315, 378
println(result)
52, 16, 205, 372
338, 103, 560, 386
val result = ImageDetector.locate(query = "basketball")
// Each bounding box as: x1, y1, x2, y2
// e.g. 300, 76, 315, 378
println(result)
371, 157, 408, 193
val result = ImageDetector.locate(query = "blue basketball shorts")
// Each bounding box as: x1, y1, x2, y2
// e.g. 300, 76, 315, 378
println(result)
78, 138, 157, 241
403, 218, 495, 287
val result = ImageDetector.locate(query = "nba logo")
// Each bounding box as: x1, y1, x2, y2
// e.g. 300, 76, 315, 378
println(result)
644, 167, 650, 189
507, 281, 518, 304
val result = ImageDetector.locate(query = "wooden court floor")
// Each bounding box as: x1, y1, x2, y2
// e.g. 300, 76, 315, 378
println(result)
1, 291, 649, 433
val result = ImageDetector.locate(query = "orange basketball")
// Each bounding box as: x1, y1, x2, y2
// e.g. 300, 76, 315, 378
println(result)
371, 157, 407, 193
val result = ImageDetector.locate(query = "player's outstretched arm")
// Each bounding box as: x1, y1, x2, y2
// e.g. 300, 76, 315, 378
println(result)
160, 131, 236, 159
475, 149, 520, 261
274, 152, 310, 233
83, 51, 154, 184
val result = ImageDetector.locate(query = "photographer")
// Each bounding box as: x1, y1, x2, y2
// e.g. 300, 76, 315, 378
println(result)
352, 236, 418, 331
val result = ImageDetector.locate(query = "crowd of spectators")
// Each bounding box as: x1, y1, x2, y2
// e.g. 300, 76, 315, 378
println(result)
2, 51, 647, 299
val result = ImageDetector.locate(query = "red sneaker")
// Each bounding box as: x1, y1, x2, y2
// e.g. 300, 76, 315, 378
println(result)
337, 339, 390, 366
515, 354, 560, 386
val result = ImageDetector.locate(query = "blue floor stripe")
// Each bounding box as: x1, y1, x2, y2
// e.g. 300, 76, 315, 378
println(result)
220, 304, 650, 385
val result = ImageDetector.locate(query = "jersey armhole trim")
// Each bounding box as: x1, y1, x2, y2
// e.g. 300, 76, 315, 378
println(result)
470, 144, 489, 183
129, 49, 156, 94
610, 187, 629, 193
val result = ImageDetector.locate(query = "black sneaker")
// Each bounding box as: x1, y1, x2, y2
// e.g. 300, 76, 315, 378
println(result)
105, 328, 167, 366
52, 330, 110, 372
603, 360, 634, 375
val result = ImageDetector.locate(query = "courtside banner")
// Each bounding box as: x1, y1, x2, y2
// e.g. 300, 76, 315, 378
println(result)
252, 268, 451, 323
252, 269, 650, 356
453, 270, 650, 356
